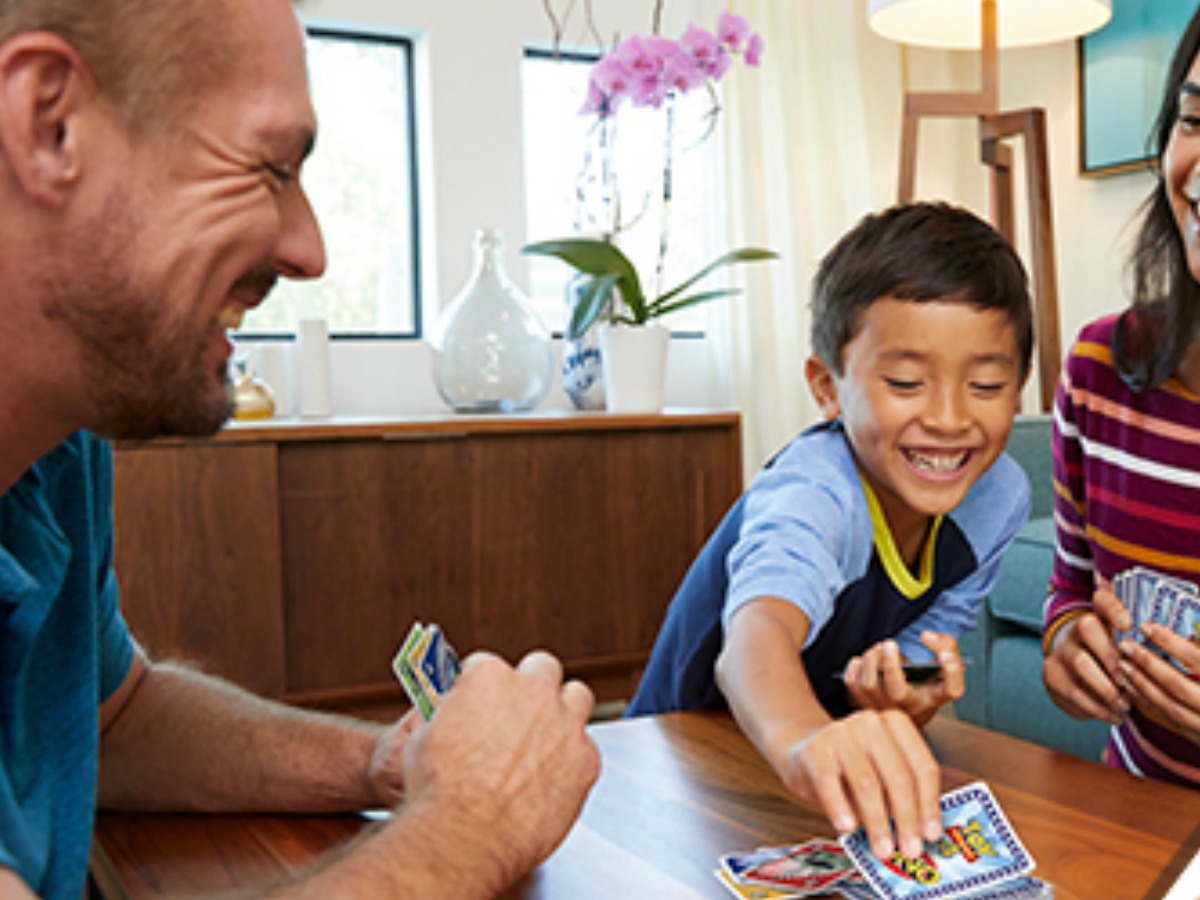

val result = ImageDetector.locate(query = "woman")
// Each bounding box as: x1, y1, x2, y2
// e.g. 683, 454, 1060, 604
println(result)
1041, 7, 1200, 789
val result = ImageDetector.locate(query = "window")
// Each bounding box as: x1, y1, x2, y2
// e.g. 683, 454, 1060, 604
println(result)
237, 25, 420, 337
521, 50, 723, 334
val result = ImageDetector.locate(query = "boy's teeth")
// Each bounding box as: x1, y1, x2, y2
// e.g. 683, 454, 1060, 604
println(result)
907, 449, 967, 471
218, 308, 244, 330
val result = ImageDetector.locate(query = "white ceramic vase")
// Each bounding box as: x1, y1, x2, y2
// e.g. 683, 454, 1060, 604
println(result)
599, 322, 669, 414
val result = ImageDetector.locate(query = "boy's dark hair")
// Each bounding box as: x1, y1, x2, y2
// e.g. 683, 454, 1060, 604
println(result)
810, 201, 1033, 377
1113, 6, 1200, 391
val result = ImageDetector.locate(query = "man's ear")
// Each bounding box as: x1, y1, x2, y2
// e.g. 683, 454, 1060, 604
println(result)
0, 33, 91, 207
805, 355, 842, 421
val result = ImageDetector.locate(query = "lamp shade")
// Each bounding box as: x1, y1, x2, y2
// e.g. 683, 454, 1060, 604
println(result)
867, 0, 1111, 50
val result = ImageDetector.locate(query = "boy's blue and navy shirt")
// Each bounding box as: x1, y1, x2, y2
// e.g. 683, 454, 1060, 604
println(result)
627, 420, 1030, 718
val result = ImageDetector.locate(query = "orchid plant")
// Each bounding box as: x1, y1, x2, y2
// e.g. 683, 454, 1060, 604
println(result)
523, 10, 775, 341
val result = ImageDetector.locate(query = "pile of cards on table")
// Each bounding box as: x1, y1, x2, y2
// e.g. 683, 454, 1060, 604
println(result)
716, 782, 1053, 899
391, 622, 460, 720
1113, 567, 1200, 665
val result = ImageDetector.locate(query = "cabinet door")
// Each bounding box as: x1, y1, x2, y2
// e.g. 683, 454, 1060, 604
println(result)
472, 426, 739, 682
112, 443, 286, 696
278, 437, 476, 697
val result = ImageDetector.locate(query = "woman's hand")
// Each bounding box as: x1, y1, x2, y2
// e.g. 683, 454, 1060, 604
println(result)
1043, 581, 1130, 725
1119, 622, 1200, 747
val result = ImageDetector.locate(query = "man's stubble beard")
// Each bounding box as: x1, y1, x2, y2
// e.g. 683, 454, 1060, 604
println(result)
40, 187, 234, 441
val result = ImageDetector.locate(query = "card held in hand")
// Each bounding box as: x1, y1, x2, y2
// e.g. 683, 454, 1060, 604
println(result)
840, 781, 1035, 900
391, 621, 460, 721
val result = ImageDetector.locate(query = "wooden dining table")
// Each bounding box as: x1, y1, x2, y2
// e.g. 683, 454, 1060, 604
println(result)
91, 712, 1200, 899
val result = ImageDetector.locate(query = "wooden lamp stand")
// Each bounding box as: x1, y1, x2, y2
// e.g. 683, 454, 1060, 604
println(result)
895, 0, 1061, 410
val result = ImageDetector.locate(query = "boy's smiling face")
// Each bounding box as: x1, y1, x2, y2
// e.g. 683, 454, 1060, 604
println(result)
806, 296, 1025, 555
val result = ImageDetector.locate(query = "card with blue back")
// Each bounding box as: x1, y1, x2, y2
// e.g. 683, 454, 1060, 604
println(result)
840, 781, 1035, 900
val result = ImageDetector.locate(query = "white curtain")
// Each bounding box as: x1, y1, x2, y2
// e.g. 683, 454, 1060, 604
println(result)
707, 0, 905, 478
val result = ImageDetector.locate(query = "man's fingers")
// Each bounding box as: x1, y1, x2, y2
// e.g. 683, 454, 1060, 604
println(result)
561, 678, 596, 722
516, 649, 564, 682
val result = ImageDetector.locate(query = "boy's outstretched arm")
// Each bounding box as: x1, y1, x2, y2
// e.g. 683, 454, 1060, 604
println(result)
716, 598, 943, 862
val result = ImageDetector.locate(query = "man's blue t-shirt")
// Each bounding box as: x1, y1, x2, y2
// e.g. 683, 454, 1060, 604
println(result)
627, 420, 1030, 717
0, 432, 135, 898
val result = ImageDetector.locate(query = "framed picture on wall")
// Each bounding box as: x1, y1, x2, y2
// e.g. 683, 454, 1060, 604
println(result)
1078, 0, 1192, 176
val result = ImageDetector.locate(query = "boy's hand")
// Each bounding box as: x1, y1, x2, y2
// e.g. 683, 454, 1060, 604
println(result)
779, 708, 943, 861
842, 633, 964, 726
1042, 580, 1130, 725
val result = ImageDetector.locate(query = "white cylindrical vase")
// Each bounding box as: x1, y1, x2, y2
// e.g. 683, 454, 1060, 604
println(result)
599, 323, 669, 414
295, 318, 333, 417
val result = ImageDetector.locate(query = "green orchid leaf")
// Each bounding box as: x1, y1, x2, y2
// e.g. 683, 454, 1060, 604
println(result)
522, 238, 646, 312
566, 273, 621, 340
647, 288, 742, 319
656, 247, 777, 306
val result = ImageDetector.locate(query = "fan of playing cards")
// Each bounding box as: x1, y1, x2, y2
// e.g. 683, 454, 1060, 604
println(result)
716, 782, 1053, 899
1113, 567, 1200, 667
392, 622, 461, 720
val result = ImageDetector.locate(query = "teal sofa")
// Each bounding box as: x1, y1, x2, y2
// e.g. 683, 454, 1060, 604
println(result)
954, 414, 1110, 761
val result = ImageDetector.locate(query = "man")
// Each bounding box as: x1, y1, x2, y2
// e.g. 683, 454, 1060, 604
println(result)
0, 1, 599, 897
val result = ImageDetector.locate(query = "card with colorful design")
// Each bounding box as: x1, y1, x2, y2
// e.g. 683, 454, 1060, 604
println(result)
390, 621, 460, 720
839, 781, 1035, 900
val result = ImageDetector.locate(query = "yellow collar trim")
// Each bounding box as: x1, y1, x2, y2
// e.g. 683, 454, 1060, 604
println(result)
859, 474, 941, 600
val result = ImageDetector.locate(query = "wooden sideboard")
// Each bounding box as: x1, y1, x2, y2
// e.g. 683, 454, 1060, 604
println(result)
110, 411, 742, 712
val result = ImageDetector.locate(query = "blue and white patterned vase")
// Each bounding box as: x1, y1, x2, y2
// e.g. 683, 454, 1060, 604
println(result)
561, 273, 606, 411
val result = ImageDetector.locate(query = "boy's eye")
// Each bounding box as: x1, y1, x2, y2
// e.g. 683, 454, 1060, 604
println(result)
884, 377, 922, 392
1179, 113, 1200, 134
970, 381, 1008, 395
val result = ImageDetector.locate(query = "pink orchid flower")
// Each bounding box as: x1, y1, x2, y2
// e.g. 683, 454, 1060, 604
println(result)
717, 10, 751, 52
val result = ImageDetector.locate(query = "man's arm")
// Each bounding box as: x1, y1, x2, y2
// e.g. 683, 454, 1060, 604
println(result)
99, 645, 396, 813
98, 647, 600, 898
716, 598, 942, 862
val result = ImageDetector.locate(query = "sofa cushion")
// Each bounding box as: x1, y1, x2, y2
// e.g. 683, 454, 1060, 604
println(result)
988, 516, 1055, 632
989, 634, 1110, 761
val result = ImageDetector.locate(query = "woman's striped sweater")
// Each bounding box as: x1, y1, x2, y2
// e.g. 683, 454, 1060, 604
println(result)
1045, 313, 1200, 789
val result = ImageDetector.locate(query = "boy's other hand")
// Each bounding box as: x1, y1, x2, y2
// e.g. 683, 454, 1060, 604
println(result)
1042, 582, 1129, 725
782, 708, 942, 862
842, 633, 964, 726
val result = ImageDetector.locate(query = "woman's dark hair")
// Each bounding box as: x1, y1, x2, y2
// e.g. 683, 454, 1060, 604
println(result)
810, 201, 1033, 377
1114, 6, 1200, 391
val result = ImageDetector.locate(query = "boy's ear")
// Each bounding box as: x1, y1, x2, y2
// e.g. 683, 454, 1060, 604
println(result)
805, 355, 842, 421
0, 33, 91, 207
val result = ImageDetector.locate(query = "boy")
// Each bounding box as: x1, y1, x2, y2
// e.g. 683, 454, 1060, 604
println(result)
627, 202, 1032, 861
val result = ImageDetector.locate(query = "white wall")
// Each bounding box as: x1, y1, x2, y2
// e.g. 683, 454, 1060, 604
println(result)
259, 0, 1160, 417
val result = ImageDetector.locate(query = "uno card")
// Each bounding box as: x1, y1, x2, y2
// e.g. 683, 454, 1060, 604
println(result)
713, 867, 805, 899
720, 846, 797, 882
967, 876, 1056, 899
740, 839, 856, 893
391, 622, 435, 720
840, 781, 1034, 900
1167, 588, 1200, 673
1112, 570, 1135, 646
406, 624, 443, 710
417, 624, 461, 697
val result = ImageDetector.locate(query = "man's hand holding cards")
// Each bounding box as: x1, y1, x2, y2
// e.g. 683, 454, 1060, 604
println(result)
392, 621, 461, 720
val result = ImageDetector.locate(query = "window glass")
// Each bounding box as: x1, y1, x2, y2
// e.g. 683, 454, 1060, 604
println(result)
521, 50, 720, 334
238, 26, 419, 337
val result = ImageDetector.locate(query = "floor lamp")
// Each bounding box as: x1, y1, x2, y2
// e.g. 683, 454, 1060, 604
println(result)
867, 0, 1111, 411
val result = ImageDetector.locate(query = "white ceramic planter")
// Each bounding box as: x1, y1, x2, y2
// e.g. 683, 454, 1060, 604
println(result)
599, 322, 669, 414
